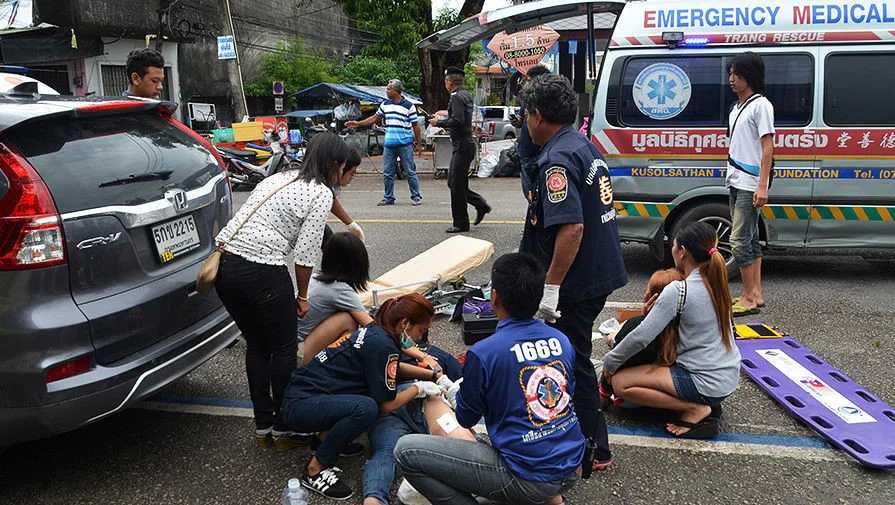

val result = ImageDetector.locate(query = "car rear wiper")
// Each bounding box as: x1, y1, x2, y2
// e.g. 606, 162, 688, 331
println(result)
98, 170, 173, 187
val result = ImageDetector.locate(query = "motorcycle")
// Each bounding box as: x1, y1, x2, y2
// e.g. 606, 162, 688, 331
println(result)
217, 146, 290, 191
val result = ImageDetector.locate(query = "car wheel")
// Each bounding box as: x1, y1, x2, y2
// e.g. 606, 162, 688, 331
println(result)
668, 202, 739, 280
504, 132, 515, 140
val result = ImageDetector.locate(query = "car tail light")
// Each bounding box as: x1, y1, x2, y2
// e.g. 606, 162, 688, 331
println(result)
489, 122, 496, 135
166, 116, 232, 213
46, 356, 90, 383
0, 142, 65, 270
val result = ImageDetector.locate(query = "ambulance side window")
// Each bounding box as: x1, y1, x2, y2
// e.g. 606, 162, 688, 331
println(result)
762, 54, 814, 127
617, 56, 725, 127
824, 52, 895, 127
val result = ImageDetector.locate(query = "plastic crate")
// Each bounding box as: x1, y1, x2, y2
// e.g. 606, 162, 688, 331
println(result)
211, 128, 234, 143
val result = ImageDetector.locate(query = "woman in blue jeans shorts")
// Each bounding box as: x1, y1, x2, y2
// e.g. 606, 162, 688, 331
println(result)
281, 294, 443, 500
602, 221, 741, 439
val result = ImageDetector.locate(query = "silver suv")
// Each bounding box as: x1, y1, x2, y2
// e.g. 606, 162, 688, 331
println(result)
0, 86, 238, 446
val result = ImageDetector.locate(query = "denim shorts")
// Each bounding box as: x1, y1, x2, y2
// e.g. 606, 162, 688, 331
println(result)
669, 364, 727, 406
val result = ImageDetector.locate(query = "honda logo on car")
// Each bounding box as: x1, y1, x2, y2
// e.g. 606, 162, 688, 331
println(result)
165, 188, 189, 212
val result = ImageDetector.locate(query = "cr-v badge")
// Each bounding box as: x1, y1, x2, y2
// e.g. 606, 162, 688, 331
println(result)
77, 233, 122, 250
165, 188, 189, 212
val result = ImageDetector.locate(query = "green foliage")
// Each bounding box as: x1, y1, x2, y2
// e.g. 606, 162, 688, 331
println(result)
486, 93, 502, 106
334, 0, 430, 59
339, 55, 421, 97
463, 62, 476, 92
433, 5, 461, 31
244, 38, 337, 97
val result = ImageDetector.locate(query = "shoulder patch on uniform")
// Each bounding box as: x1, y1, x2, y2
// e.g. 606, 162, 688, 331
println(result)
386, 353, 399, 391
545, 166, 567, 203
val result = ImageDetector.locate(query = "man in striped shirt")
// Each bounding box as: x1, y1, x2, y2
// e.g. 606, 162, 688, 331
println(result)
346, 79, 423, 206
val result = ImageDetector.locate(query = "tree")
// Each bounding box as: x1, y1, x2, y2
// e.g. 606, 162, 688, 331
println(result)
330, 0, 485, 110
243, 38, 338, 97
339, 55, 421, 97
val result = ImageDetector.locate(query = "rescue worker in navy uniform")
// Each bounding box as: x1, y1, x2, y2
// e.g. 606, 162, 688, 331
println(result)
518, 74, 628, 470
429, 66, 491, 233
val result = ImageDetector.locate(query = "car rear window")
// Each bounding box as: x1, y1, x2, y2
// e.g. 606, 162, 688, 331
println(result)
6, 113, 221, 214
482, 108, 505, 119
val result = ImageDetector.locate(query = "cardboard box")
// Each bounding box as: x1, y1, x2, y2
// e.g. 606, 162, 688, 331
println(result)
616, 308, 642, 323
232, 121, 263, 142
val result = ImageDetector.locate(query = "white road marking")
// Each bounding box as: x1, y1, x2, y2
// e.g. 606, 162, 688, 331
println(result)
136, 400, 842, 463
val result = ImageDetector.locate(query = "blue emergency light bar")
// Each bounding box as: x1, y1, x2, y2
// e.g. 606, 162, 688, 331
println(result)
683, 37, 710, 46
0, 65, 30, 74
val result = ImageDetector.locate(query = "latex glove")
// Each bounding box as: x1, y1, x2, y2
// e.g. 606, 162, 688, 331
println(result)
436, 374, 454, 392
346, 221, 365, 242
537, 284, 562, 323
415, 381, 442, 399
444, 377, 463, 410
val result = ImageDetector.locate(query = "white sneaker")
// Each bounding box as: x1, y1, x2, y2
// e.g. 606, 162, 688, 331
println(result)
397, 478, 431, 505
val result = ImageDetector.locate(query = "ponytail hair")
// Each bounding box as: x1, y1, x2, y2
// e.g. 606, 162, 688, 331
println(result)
674, 222, 734, 351
373, 293, 435, 341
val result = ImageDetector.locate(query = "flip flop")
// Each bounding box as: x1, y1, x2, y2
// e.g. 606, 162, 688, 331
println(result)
732, 297, 765, 308
732, 305, 761, 317
667, 417, 721, 439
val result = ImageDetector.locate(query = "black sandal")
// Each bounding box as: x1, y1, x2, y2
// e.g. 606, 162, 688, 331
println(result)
667, 417, 720, 439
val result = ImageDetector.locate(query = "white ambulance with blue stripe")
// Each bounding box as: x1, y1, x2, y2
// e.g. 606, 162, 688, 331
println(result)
592, 0, 895, 273
421, 0, 895, 274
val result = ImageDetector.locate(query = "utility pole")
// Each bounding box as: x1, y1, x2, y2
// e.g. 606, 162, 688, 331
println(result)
223, 0, 248, 119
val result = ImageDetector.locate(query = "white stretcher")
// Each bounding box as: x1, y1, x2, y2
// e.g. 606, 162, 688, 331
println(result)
358, 235, 494, 309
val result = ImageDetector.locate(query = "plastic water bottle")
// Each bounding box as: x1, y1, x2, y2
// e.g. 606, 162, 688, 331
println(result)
280, 478, 308, 505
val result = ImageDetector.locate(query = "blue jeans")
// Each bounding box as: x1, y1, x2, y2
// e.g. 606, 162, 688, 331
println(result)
395, 435, 579, 505
383, 143, 421, 202
364, 400, 428, 504
281, 394, 378, 468
729, 187, 762, 267
669, 364, 728, 406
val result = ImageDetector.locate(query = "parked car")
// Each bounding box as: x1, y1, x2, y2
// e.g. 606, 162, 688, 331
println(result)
480, 106, 521, 140
0, 83, 239, 446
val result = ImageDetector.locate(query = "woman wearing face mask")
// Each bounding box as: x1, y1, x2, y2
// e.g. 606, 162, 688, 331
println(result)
281, 293, 443, 500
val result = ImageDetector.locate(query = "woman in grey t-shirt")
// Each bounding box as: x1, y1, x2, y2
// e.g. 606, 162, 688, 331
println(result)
602, 222, 740, 439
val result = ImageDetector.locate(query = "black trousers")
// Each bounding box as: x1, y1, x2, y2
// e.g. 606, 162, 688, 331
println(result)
550, 294, 612, 463
447, 139, 488, 229
215, 254, 298, 430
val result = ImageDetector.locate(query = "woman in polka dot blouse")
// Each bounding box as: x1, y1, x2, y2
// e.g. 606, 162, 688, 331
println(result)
214, 132, 349, 446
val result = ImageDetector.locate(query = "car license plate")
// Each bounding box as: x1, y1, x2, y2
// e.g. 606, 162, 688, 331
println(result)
152, 215, 200, 263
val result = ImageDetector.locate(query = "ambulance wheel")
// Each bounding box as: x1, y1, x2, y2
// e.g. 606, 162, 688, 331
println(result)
668, 202, 739, 280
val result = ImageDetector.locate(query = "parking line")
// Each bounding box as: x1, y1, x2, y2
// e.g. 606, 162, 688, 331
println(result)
139, 395, 840, 462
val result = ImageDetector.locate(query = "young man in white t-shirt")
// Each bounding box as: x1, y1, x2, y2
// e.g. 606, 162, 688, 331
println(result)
726, 52, 774, 316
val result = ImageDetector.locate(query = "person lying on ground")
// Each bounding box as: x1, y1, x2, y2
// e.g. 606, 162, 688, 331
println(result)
601, 221, 741, 439
395, 252, 583, 505
282, 293, 442, 500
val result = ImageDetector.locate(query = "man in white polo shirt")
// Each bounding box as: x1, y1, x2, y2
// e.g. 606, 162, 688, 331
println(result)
725, 52, 774, 317
346, 79, 423, 206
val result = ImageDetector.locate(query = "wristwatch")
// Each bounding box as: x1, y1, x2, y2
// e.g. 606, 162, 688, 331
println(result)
430, 368, 441, 382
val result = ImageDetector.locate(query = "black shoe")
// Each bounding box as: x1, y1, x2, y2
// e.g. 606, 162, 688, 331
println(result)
377, 198, 395, 206
445, 226, 469, 233
310, 437, 365, 457
302, 467, 353, 500
473, 205, 492, 225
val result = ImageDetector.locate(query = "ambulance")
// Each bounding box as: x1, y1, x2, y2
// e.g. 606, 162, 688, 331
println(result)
421, 0, 895, 274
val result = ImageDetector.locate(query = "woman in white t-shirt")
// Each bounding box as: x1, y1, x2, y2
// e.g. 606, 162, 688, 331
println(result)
214, 132, 347, 449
